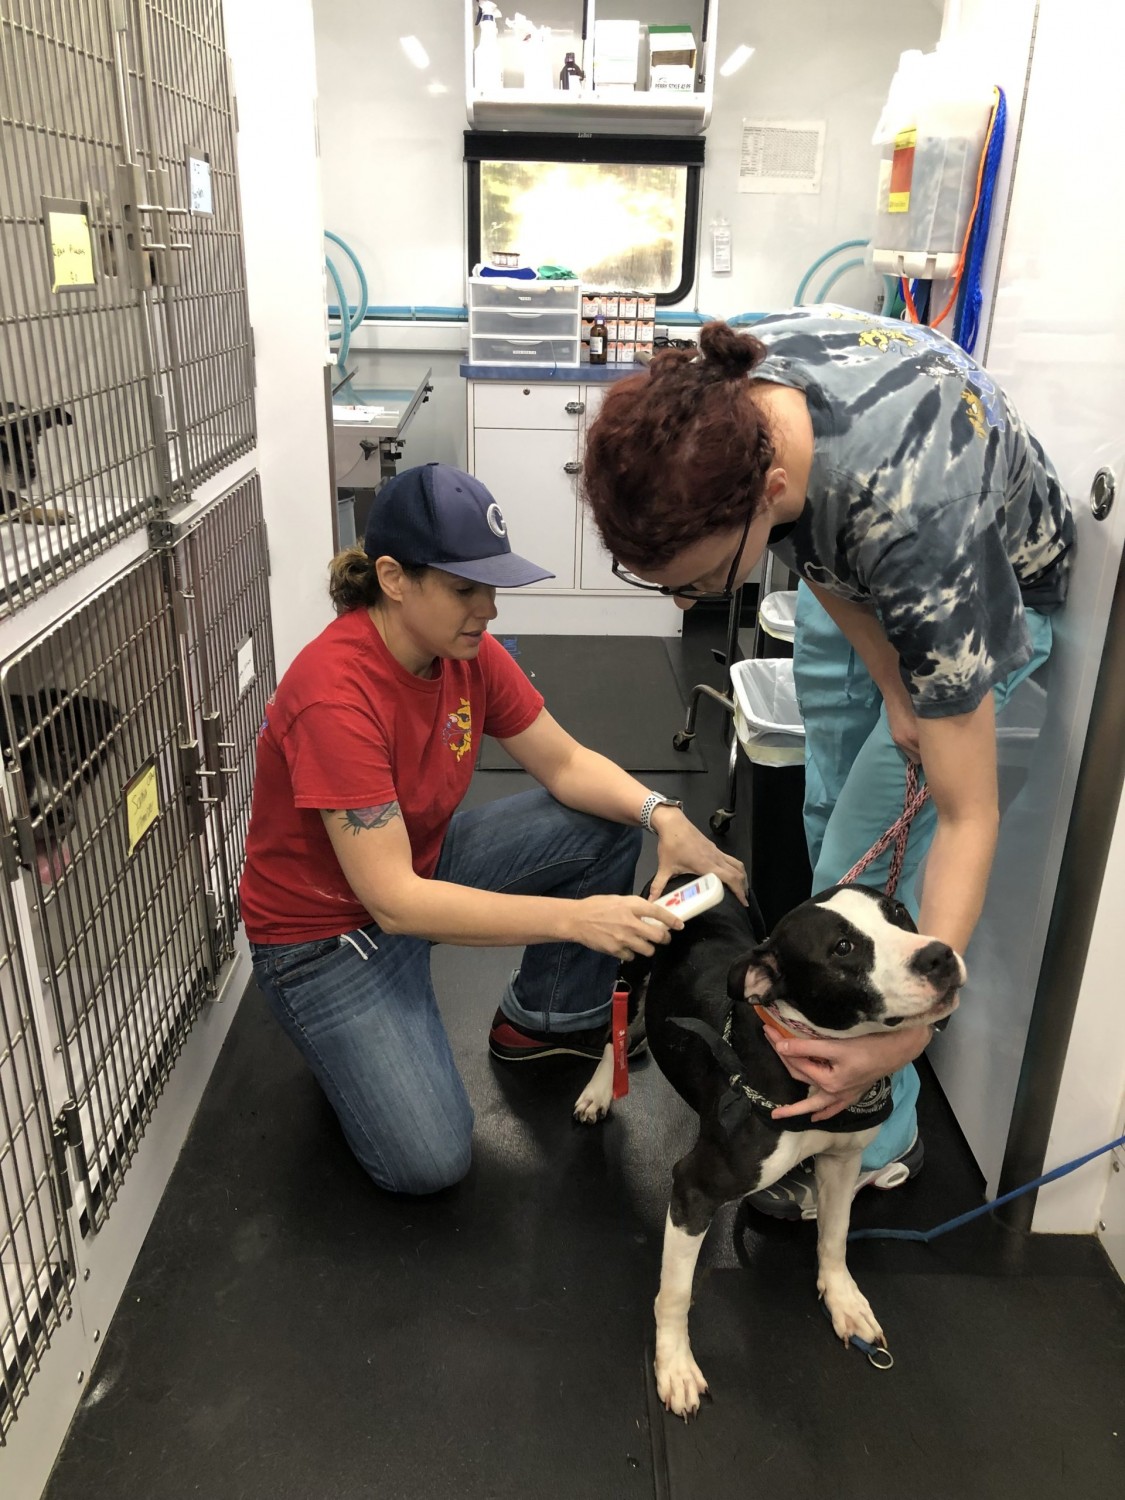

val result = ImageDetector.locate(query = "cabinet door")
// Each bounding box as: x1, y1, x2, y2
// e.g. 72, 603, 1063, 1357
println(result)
473, 427, 578, 589
579, 385, 636, 590
473, 382, 584, 430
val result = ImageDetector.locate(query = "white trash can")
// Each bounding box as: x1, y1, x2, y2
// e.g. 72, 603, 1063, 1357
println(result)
730, 657, 812, 930
758, 589, 798, 645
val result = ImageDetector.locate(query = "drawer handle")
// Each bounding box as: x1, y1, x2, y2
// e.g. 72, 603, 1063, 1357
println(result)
564, 401, 585, 415
563, 461, 582, 475
506, 310, 546, 318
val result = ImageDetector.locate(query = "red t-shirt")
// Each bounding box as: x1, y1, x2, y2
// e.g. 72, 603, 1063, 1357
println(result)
239, 609, 543, 943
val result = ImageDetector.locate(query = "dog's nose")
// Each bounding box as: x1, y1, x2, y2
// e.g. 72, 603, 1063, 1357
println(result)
911, 941, 959, 984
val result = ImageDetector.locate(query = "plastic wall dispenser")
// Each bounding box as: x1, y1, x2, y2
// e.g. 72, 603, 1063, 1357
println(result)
871, 46, 995, 282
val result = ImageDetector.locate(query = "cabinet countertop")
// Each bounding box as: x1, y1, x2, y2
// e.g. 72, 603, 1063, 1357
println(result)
461, 362, 646, 383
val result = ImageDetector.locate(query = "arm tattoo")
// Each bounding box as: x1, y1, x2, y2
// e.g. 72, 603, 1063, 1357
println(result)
338, 802, 401, 835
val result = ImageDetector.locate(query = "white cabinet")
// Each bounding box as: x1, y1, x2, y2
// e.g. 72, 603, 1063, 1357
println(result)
465, 378, 682, 635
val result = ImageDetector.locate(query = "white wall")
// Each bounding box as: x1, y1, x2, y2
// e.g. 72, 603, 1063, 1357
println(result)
226, 0, 334, 676
314, 0, 941, 320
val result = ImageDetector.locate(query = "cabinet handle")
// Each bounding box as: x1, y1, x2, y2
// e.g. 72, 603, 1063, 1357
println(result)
563, 461, 582, 475
564, 401, 586, 415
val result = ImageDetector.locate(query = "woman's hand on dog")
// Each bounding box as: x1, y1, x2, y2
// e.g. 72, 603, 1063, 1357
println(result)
647, 806, 749, 906
765, 1025, 933, 1122
571, 894, 682, 962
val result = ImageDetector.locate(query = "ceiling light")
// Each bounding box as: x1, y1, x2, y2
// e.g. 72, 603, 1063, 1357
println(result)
426, 81, 448, 95
719, 45, 755, 78
400, 35, 430, 70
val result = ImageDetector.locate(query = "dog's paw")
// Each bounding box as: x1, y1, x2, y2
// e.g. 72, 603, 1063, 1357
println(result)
655, 1349, 709, 1420
572, 1081, 612, 1125
819, 1273, 885, 1350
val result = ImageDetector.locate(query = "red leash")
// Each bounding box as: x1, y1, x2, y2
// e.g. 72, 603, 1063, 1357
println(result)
840, 760, 929, 898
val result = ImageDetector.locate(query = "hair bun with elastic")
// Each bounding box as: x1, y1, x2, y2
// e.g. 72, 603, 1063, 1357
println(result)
699, 321, 768, 379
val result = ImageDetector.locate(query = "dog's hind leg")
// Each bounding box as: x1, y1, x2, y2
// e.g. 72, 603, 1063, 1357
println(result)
814, 1144, 886, 1351
573, 1043, 614, 1124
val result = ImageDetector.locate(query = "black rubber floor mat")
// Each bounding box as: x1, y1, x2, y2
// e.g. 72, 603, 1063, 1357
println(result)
479, 635, 707, 772
650, 1263, 1125, 1499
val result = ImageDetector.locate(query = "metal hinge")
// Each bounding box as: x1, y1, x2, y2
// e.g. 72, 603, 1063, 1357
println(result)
148, 518, 179, 551
51, 1102, 84, 1212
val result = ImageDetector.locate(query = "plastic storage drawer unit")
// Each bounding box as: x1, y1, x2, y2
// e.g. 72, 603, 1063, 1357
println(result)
468, 276, 581, 367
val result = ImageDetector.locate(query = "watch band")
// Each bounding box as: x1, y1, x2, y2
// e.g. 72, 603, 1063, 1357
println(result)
640, 793, 683, 832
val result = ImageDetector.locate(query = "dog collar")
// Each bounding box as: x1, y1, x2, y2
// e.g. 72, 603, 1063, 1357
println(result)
722, 1012, 894, 1134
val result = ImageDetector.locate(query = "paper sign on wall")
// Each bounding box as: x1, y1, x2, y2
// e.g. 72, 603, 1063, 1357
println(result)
188, 152, 213, 215
45, 204, 97, 292
125, 761, 161, 856
738, 120, 826, 195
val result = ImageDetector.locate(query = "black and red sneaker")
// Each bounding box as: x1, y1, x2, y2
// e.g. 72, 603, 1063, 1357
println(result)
488, 1000, 647, 1063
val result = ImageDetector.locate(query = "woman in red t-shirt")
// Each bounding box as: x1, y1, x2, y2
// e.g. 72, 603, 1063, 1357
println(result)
241, 462, 746, 1195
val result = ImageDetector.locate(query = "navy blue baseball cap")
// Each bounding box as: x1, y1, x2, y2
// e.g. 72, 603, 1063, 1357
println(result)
363, 463, 554, 587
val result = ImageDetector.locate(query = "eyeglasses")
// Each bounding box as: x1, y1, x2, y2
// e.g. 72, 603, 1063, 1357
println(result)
610, 504, 756, 602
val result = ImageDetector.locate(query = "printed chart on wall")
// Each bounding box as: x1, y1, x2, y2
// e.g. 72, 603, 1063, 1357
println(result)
738, 120, 826, 194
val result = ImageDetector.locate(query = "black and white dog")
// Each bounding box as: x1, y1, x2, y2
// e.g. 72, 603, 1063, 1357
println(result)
2, 687, 119, 884
1, 402, 75, 524
574, 877, 965, 1419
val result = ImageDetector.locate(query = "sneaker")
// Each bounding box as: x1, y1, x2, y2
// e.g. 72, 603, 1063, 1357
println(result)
746, 1134, 925, 1222
488, 1005, 647, 1063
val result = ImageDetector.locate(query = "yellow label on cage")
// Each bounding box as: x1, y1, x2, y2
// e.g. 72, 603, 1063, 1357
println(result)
125, 762, 160, 856
47, 210, 96, 292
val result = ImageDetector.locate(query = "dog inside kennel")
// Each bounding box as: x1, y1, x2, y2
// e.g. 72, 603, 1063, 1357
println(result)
1, 3, 1123, 1500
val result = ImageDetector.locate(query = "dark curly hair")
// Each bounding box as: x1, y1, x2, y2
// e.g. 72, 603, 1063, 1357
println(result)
582, 321, 776, 571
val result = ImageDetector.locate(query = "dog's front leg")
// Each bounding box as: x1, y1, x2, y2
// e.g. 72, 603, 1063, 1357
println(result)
814, 1146, 885, 1350
654, 1210, 709, 1418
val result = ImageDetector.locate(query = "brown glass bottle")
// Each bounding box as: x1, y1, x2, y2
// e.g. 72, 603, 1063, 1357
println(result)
588, 314, 607, 365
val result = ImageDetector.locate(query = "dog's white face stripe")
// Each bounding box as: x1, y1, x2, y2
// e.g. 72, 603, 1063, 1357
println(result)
819, 887, 967, 1021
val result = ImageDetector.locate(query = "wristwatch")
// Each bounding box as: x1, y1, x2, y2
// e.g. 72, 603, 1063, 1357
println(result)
639, 792, 684, 832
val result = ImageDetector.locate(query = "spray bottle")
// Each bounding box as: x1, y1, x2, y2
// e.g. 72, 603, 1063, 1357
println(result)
474, 3, 503, 93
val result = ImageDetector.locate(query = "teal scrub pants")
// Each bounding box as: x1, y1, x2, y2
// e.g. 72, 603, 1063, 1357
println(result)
792, 583, 1054, 1170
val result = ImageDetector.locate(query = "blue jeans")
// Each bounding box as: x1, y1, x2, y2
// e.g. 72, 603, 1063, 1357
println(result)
249, 789, 642, 1195
792, 584, 1054, 1169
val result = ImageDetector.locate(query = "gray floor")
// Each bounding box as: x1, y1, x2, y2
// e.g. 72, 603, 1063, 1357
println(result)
42, 609, 1125, 1500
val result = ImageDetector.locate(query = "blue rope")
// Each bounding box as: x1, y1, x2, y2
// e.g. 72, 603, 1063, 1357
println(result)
954, 86, 1007, 353
849, 1131, 1125, 1244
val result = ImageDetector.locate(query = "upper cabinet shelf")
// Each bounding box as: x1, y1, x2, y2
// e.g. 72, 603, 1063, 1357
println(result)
465, 2, 718, 138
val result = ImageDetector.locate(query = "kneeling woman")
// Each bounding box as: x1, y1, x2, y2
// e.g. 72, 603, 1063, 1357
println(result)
240, 463, 745, 1195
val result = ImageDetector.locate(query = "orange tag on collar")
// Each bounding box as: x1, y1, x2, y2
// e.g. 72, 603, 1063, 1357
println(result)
754, 1003, 796, 1040
612, 986, 630, 1099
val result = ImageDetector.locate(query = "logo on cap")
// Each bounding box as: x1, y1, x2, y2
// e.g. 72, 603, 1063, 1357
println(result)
486, 502, 507, 539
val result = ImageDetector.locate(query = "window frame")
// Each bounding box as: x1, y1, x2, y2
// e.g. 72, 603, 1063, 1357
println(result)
464, 131, 705, 306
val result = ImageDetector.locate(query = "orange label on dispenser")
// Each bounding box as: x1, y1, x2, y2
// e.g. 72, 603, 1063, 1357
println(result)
888, 126, 916, 213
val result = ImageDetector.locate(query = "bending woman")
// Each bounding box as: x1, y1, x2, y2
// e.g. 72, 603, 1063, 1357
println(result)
240, 462, 745, 1195
582, 307, 1073, 1217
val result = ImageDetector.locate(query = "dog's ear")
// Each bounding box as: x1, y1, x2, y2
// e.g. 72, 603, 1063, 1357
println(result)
727, 943, 780, 1004
66, 694, 119, 773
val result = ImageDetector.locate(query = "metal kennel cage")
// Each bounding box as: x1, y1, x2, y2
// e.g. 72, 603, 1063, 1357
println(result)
0, 551, 214, 1235
169, 473, 275, 964
125, 0, 256, 487
0, 0, 167, 612
0, 861, 75, 1442
0, 0, 256, 615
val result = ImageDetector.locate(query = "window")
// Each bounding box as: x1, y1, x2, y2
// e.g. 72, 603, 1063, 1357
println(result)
465, 133, 704, 304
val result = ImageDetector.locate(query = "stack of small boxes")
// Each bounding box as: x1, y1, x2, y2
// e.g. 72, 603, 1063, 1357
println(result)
581, 292, 657, 364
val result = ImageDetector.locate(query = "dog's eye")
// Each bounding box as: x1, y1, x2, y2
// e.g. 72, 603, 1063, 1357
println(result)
834, 938, 854, 956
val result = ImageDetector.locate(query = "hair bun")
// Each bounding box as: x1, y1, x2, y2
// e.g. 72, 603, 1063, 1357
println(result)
699, 321, 768, 379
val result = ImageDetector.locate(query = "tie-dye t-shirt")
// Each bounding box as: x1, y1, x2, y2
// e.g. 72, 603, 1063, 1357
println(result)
752, 306, 1074, 719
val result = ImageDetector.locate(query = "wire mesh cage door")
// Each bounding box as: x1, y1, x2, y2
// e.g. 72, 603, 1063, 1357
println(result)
125, 0, 256, 489
0, 552, 215, 1234
0, 0, 170, 616
0, 832, 75, 1442
174, 474, 275, 963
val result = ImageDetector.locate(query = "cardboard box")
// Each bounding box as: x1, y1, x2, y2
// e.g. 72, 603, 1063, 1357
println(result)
594, 19, 639, 88
648, 25, 696, 92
